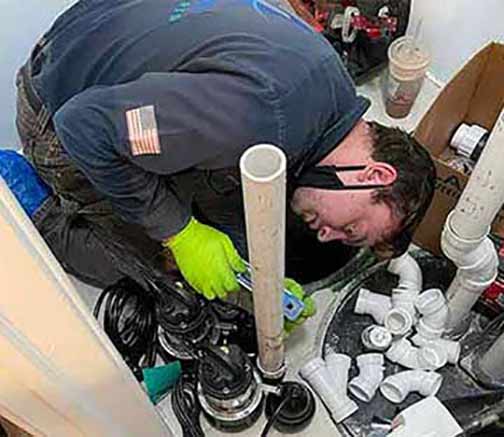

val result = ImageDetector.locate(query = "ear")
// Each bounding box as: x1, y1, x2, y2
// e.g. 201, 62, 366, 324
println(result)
359, 162, 397, 186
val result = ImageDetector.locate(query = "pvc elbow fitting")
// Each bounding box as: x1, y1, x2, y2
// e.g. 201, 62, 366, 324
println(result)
441, 212, 488, 267
411, 334, 461, 364
354, 288, 392, 325
386, 339, 421, 369
386, 338, 447, 370
384, 308, 414, 336
380, 370, 443, 404
300, 355, 358, 423
388, 253, 423, 292
391, 287, 417, 318
416, 288, 449, 332
348, 353, 385, 403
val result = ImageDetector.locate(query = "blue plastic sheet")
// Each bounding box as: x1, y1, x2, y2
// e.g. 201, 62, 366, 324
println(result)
0, 150, 51, 218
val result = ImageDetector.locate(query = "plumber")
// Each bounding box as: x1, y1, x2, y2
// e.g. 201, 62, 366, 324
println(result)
15, 0, 435, 330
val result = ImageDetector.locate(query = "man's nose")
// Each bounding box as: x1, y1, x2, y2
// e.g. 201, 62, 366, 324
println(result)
317, 227, 346, 242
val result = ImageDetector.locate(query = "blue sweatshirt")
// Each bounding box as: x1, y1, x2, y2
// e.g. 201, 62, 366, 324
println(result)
32, 0, 369, 240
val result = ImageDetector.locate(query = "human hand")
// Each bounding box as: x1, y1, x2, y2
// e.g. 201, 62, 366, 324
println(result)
165, 217, 246, 300
283, 277, 316, 335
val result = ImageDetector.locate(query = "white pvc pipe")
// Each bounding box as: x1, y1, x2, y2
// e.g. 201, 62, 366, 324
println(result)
441, 108, 504, 332
411, 334, 461, 365
449, 108, 504, 241
348, 353, 385, 403
380, 370, 443, 404
354, 288, 392, 324
300, 356, 358, 423
240, 144, 287, 379
444, 251, 498, 332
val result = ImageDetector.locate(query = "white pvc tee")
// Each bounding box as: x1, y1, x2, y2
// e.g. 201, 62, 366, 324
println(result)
348, 353, 385, 403
354, 288, 392, 324
300, 354, 358, 423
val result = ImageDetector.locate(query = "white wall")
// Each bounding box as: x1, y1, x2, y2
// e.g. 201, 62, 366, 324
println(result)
0, 0, 76, 149
408, 0, 504, 84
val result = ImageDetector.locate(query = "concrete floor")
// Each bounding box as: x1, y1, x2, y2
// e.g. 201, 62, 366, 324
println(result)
71, 72, 443, 436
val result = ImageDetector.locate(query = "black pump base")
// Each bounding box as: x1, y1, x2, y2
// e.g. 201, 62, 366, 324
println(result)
264, 382, 316, 434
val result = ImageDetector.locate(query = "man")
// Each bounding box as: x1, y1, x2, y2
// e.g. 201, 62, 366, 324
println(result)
16, 0, 435, 325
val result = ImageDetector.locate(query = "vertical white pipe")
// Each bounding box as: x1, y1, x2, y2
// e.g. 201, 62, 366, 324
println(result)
442, 107, 504, 332
240, 144, 287, 379
449, 107, 504, 240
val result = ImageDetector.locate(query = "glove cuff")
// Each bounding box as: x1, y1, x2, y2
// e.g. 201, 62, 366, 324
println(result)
162, 216, 197, 250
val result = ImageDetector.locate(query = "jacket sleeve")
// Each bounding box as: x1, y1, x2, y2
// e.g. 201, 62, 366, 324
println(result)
53, 71, 281, 241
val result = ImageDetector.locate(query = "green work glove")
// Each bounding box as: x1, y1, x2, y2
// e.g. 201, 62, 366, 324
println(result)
283, 278, 316, 336
164, 217, 246, 300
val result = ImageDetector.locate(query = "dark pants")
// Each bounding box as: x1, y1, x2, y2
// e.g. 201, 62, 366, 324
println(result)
16, 60, 356, 289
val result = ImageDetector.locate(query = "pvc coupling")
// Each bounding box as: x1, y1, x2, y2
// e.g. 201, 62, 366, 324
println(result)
354, 288, 392, 325
300, 354, 358, 423
348, 353, 385, 403
384, 308, 414, 337
380, 370, 443, 404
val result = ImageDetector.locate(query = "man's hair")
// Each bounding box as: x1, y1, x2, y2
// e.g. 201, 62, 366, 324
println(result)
368, 121, 436, 256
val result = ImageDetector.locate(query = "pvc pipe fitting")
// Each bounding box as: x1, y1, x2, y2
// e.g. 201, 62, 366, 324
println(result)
380, 370, 443, 404
416, 288, 446, 316
441, 214, 489, 267
411, 334, 461, 365
446, 268, 498, 331
348, 353, 385, 403
361, 325, 393, 351
387, 253, 423, 292
325, 352, 352, 395
354, 288, 392, 325
300, 356, 358, 423
417, 343, 448, 370
416, 317, 444, 340
442, 212, 499, 333
391, 288, 417, 319
384, 308, 414, 337
386, 339, 421, 369
416, 288, 448, 332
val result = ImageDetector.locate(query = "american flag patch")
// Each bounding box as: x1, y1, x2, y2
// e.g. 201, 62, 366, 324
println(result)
126, 105, 161, 156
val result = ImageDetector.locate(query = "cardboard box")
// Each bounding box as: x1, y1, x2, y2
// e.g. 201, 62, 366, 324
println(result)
413, 42, 504, 255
